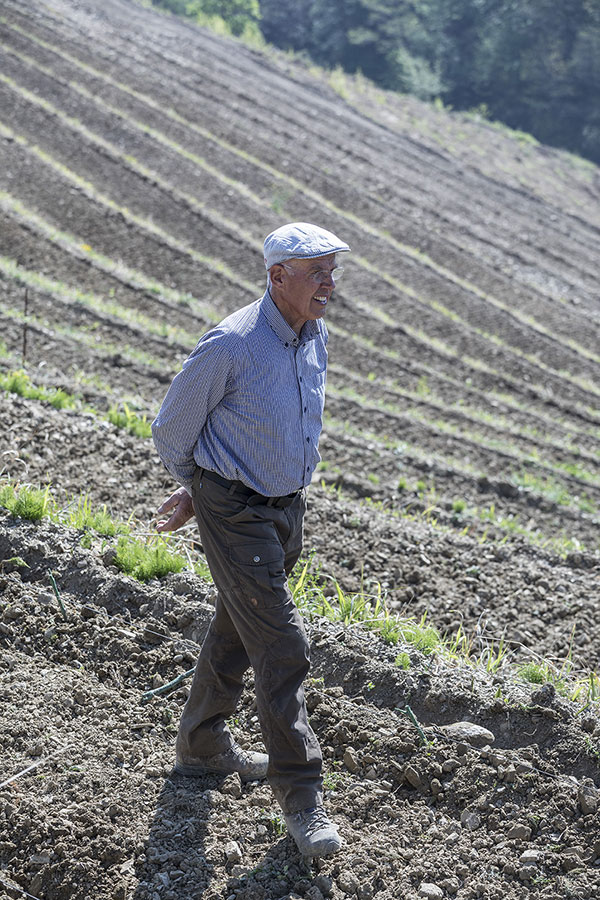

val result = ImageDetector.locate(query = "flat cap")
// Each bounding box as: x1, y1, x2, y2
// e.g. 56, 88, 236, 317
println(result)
264, 222, 350, 270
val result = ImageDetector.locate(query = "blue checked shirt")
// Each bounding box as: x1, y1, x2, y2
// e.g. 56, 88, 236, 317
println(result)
152, 290, 328, 496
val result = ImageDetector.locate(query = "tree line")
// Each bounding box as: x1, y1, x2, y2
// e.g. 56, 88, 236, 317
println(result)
147, 0, 600, 165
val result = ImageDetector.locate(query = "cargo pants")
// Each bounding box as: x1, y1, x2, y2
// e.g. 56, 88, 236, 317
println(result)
176, 468, 323, 814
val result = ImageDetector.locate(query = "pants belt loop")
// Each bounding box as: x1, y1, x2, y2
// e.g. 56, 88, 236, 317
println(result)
228, 481, 238, 495
266, 496, 276, 507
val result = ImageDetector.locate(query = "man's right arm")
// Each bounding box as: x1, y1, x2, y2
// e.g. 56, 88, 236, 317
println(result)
151, 333, 233, 493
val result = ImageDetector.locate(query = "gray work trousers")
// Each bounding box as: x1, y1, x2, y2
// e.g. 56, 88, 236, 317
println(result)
176, 468, 323, 814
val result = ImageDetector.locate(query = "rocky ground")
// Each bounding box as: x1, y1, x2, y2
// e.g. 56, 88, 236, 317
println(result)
1, 1, 599, 899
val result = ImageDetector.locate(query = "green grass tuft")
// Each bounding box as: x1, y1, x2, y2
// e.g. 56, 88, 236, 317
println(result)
1, 484, 53, 521
518, 661, 550, 684
114, 535, 186, 581
108, 403, 152, 438
67, 495, 126, 537
0, 369, 76, 410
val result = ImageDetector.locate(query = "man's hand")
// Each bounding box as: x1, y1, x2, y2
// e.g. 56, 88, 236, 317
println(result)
156, 486, 195, 533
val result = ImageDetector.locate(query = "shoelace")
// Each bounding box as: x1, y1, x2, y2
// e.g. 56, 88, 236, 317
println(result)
294, 807, 331, 837
221, 746, 262, 766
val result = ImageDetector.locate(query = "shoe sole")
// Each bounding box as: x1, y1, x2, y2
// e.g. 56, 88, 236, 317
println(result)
296, 838, 343, 857
173, 762, 267, 782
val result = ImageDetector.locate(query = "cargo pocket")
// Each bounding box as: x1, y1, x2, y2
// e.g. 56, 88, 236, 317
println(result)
228, 541, 287, 608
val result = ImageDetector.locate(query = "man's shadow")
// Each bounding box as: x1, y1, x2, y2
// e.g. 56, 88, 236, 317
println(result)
130, 770, 312, 900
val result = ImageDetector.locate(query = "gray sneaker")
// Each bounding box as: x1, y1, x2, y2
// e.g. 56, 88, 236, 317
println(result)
174, 744, 268, 781
284, 806, 342, 856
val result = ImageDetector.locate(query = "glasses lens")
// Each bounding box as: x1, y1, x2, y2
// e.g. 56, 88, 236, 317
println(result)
312, 267, 343, 282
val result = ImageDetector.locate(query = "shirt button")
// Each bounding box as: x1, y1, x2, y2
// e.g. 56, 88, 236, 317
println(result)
306, 437, 310, 443
304, 406, 307, 412
299, 376, 303, 382
285, 342, 289, 347
253, 555, 261, 563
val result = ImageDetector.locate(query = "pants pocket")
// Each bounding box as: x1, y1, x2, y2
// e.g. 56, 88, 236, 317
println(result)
228, 541, 287, 608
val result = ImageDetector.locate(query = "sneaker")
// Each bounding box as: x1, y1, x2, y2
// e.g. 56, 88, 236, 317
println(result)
174, 744, 268, 781
284, 806, 342, 856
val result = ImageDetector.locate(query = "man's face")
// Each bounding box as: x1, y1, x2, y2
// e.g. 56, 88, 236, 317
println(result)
270, 253, 339, 334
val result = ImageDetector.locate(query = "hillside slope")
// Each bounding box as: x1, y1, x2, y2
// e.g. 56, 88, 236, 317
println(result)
0, 2, 599, 899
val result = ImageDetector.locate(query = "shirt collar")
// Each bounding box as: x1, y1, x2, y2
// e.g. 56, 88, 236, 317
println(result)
260, 290, 319, 347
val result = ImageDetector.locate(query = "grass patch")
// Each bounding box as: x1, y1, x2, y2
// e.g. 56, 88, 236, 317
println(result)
66, 495, 126, 537
0, 479, 200, 583
114, 535, 187, 580
0, 368, 157, 442
519, 661, 551, 685
0, 369, 76, 410
0, 483, 53, 521
108, 403, 153, 439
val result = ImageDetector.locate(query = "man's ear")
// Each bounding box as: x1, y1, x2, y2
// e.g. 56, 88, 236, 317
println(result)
270, 264, 285, 287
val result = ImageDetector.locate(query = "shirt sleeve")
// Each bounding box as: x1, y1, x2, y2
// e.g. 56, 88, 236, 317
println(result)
151, 332, 234, 490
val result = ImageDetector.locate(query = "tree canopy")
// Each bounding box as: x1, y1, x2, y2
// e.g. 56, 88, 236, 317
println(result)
259, 0, 600, 164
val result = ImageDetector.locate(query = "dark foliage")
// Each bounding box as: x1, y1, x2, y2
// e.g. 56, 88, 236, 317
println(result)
259, 0, 600, 164
146, 0, 600, 163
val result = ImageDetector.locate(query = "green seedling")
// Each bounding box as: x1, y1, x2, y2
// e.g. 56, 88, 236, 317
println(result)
395, 652, 411, 670
108, 403, 152, 438
0, 368, 76, 410
67, 495, 124, 537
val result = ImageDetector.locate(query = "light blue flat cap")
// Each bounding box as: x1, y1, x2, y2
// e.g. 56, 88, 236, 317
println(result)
264, 221, 350, 270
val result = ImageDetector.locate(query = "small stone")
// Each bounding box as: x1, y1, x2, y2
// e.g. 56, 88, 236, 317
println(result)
440, 876, 460, 895
314, 874, 333, 896
460, 810, 480, 831
221, 773, 242, 798
430, 778, 443, 796
442, 758, 460, 773
224, 841, 242, 864
502, 764, 518, 783
338, 870, 359, 895
102, 547, 118, 567
531, 683, 555, 706
519, 849, 542, 865
438, 721, 495, 747
231, 865, 249, 877
419, 883, 444, 899
518, 865, 535, 882
560, 849, 582, 872
507, 823, 531, 841
343, 748, 360, 773
578, 784, 598, 815
305, 888, 325, 900
404, 765, 422, 789
445, 831, 460, 845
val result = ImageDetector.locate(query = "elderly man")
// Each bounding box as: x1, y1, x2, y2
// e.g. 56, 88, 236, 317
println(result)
152, 222, 350, 856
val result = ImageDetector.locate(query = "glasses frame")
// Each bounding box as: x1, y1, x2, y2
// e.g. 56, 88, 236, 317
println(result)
280, 262, 343, 283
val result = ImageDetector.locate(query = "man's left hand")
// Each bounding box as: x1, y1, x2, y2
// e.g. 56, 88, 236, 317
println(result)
156, 487, 195, 532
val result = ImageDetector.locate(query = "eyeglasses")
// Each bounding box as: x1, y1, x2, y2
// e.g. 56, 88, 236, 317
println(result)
280, 263, 344, 283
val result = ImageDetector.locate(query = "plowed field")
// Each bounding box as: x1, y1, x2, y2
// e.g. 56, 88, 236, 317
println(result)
1, 2, 599, 899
